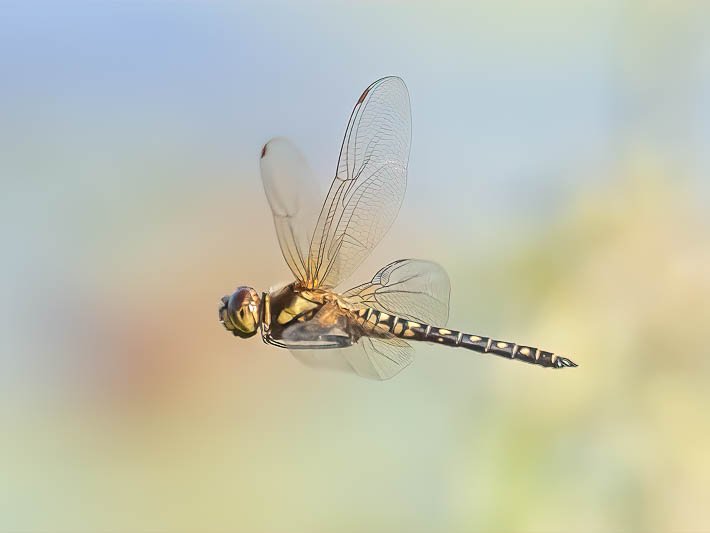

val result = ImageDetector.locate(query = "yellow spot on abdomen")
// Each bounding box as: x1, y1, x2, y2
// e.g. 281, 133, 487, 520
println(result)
469, 335, 481, 342
519, 347, 530, 356
438, 329, 452, 335
496, 342, 508, 349
408, 322, 421, 328
393, 322, 403, 335
403, 329, 415, 337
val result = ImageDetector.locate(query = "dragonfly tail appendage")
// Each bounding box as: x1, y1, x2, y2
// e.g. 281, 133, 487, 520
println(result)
365, 309, 577, 369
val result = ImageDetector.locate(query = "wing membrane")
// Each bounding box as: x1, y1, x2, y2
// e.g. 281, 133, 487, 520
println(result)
343, 336, 414, 380
281, 295, 415, 380
259, 137, 321, 283
307, 77, 411, 288
289, 337, 414, 380
343, 259, 451, 326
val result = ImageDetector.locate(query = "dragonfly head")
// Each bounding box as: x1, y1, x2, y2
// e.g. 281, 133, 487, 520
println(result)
219, 286, 261, 338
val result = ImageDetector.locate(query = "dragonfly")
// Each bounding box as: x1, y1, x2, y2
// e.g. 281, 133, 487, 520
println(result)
219, 76, 577, 379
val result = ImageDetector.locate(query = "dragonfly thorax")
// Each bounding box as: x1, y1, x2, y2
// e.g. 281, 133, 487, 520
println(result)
219, 286, 261, 338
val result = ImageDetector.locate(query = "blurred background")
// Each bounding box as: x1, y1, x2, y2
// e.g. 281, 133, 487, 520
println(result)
1, 1, 709, 531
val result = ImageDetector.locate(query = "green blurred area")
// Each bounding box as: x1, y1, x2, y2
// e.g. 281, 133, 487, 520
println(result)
1, 1, 709, 532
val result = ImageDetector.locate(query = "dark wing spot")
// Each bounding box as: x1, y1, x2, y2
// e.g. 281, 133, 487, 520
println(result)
357, 88, 369, 104
261, 143, 268, 158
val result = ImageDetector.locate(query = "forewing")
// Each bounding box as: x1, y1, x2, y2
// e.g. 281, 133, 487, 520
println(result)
260, 137, 321, 283
342, 259, 451, 326
308, 77, 411, 289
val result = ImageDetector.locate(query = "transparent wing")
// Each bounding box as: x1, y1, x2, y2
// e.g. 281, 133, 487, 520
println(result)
289, 337, 414, 381
342, 259, 451, 326
281, 299, 415, 380
280, 301, 351, 346
307, 76, 411, 289
345, 336, 414, 380
259, 137, 321, 283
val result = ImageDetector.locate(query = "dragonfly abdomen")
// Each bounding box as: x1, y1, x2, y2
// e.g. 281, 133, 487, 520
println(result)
455, 333, 577, 368
358, 308, 576, 369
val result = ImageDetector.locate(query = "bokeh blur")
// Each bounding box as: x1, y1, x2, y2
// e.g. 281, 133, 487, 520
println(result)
2, 1, 709, 531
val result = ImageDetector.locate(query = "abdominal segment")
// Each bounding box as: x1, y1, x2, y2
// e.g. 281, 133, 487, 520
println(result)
353, 307, 425, 339
354, 307, 576, 369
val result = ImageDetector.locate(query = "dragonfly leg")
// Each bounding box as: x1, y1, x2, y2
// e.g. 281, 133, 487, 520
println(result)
316, 334, 353, 347
263, 329, 354, 350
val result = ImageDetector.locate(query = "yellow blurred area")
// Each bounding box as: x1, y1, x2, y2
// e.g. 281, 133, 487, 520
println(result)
2, 1, 709, 531
4, 154, 709, 531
